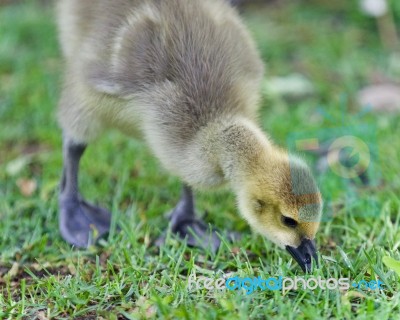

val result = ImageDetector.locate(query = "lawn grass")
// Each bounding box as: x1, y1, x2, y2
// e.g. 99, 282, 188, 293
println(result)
1, 1, 400, 319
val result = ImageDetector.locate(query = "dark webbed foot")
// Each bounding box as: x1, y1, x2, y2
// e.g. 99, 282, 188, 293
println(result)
59, 196, 111, 248
156, 186, 239, 253
171, 212, 222, 253
59, 137, 112, 248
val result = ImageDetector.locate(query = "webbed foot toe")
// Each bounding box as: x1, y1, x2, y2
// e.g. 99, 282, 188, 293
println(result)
59, 196, 112, 248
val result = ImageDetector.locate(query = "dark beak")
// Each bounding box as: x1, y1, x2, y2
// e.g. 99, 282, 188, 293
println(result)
286, 238, 318, 272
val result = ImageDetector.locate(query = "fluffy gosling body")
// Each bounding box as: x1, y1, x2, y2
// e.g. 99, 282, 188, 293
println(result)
57, 0, 322, 271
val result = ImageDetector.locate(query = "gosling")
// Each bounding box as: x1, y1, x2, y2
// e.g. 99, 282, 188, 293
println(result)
56, 0, 322, 271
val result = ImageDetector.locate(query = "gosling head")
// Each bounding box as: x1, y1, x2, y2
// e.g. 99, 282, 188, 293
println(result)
237, 152, 322, 272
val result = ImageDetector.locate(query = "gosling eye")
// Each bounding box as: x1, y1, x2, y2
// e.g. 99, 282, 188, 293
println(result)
281, 216, 298, 228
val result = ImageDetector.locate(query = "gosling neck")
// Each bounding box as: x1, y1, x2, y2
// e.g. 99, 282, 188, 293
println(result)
208, 118, 276, 188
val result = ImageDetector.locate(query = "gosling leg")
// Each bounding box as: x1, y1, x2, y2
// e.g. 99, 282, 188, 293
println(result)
59, 136, 112, 248
158, 185, 226, 253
